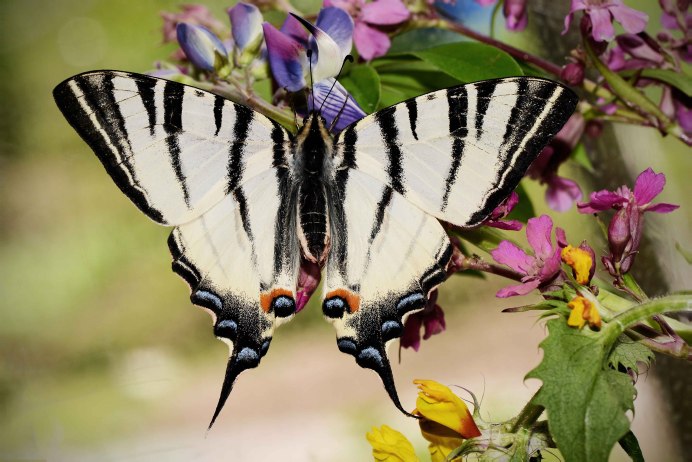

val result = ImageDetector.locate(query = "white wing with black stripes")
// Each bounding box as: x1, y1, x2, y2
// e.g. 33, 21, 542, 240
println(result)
322, 77, 577, 410
53, 70, 301, 427
334, 77, 578, 228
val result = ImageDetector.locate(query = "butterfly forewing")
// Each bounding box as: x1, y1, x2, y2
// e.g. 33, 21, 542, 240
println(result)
334, 77, 578, 228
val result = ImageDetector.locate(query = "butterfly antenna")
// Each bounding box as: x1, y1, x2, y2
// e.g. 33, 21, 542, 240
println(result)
329, 94, 352, 132
307, 49, 315, 112
318, 55, 353, 115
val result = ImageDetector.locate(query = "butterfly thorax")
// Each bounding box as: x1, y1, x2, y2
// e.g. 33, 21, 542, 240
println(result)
293, 113, 334, 265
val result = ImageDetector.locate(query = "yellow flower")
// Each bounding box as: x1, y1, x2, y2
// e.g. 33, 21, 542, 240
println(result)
419, 418, 464, 462
413, 380, 481, 439
561, 245, 593, 285
567, 295, 602, 329
366, 425, 419, 462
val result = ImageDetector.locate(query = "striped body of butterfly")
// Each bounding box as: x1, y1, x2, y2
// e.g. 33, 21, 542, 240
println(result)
53, 71, 577, 426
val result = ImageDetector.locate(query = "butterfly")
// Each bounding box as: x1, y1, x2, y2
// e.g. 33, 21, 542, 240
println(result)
53, 71, 577, 426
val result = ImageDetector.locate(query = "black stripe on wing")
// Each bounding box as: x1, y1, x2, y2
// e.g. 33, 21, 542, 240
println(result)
53, 72, 165, 222
163, 81, 191, 206
441, 86, 469, 212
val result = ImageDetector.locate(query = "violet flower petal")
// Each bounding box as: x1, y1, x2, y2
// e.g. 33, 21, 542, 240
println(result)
422, 304, 446, 339
646, 203, 680, 213
486, 219, 524, 231
290, 14, 343, 82
490, 241, 535, 274
228, 3, 263, 51
315, 7, 355, 58
577, 189, 628, 213
546, 176, 583, 212
609, 4, 648, 35
401, 314, 423, 351
361, 0, 411, 26
280, 14, 309, 45
353, 21, 391, 61
526, 215, 555, 261
589, 7, 617, 42
633, 167, 665, 204
496, 278, 542, 298
562, 0, 588, 34
263, 22, 307, 92
177, 23, 228, 71
503, 0, 528, 31
310, 78, 366, 132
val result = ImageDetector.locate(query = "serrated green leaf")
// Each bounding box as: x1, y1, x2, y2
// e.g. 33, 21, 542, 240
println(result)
608, 336, 654, 374
412, 42, 523, 83
340, 64, 381, 114
527, 320, 636, 462
506, 182, 535, 223
620, 68, 692, 96
388, 27, 467, 54
570, 143, 595, 172
618, 430, 645, 462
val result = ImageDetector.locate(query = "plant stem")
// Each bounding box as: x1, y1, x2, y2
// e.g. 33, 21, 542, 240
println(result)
620, 273, 649, 301
511, 397, 544, 433
454, 254, 524, 281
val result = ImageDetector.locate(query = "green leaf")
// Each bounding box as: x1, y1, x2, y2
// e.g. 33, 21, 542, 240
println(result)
506, 182, 535, 223
620, 68, 692, 97
388, 27, 467, 54
340, 64, 381, 114
527, 320, 636, 462
570, 143, 595, 172
608, 336, 654, 374
412, 42, 523, 83
618, 431, 645, 462
378, 69, 460, 108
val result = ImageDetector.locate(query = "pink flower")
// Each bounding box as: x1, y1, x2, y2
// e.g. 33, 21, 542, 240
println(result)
491, 215, 564, 297
606, 33, 666, 72
401, 290, 446, 351
325, 0, 410, 61
481, 191, 523, 231
563, 0, 648, 42
161, 4, 226, 44
526, 114, 585, 212
504, 0, 528, 31
296, 260, 321, 312
578, 168, 679, 275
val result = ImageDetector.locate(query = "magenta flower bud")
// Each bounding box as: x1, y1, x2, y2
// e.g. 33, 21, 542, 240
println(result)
561, 61, 585, 86
607, 206, 632, 262
177, 23, 228, 72
503, 0, 528, 31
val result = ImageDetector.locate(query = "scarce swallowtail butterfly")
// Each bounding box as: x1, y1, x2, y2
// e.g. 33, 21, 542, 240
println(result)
53, 70, 577, 426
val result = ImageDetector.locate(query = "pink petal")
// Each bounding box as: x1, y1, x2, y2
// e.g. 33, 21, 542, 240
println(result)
496, 279, 542, 298
540, 247, 562, 280
555, 227, 568, 248
577, 189, 628, 213
526, 215, 555, 261
491, 241, 535, 274
563, 0, 588, 34
361, 0, 410, 25
487, 219, 523, 231
609, 4, 648, 35
400, 314, 423, 351
646, 203, 679, 213
422, 304, 446, 339
353, 22, 391, 61
633, 167, 665, 204
588, 7, 616, 42
475, 0, 498, 6
546, 176, 582, 212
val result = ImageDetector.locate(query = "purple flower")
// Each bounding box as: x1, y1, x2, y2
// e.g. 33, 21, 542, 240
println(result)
401, 290, 446, 351
263, 9, 366, 130
161, 5, 226, 44
561, 61, 585, 86
504, 0, 528, 31
176, 23, 229, 72
482, 191, 523, 231
660, 86, 692, 137
563, 0, 648, 42
491, 215, 564, 297
325, 0, 410, 61
578, 168, 679, 274
606, 33, 666, 72
526, 114, 585, 212
228, 3, 263, 53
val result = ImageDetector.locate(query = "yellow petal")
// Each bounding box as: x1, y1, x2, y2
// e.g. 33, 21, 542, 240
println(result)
561, 245, 593, 285
413, 380, 481, 439
419, 418, 464, 462
567, 296, 588, 329
583, 298, 602, 329
366, 425, 419, 462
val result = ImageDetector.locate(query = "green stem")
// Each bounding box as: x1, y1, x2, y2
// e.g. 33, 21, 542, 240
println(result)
603, 294, 692, 344
620, 273, 649, 302
510, 397, 544, 433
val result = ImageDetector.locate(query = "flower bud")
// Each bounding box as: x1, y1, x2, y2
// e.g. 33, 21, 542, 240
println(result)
228, 3, 264, 66
561, 62, 585, 86
503, 0, 528, 31
176, 23, 229, 72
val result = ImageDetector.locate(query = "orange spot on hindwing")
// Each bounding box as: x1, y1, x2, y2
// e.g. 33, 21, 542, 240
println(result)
260, 288, 295, 316
324, 289, 361, 315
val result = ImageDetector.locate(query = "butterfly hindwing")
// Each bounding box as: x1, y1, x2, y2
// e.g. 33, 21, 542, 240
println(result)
334, 77, 578, 228
323, 168, 452, 414
54, 71, 300, 425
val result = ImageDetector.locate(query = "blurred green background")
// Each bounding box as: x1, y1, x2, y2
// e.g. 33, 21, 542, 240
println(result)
0, 1, 688, 461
